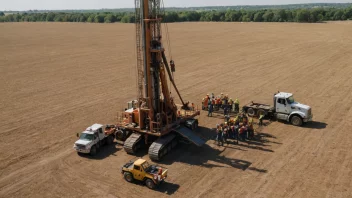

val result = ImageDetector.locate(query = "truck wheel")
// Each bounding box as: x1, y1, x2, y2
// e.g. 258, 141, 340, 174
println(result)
90, 146, 97, 156
257, 109, 266, 117
291, 116, 303, 126
124, 172, 134, 183
145, 179, 156, 189
116, 130, 126, 141
107, 136, 114, 145
247, 108, 255, 117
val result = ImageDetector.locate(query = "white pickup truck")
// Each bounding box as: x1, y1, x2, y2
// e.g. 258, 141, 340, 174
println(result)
73, 124, 115, 156
243, 92, 313, 126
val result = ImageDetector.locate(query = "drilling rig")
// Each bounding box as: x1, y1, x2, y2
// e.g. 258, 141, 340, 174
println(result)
116, 0, 205, 161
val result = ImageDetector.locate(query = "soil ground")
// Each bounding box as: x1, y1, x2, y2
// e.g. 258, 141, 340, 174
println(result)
1, 22, 352, 198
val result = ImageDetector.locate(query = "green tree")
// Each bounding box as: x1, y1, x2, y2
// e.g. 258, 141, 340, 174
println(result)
253, 11, 264, 22
94, 14, 105, 23
296, 9, 310, 22
286, 10, 293, 22
317, 14, 324, 22
164, 12, 179, 22
333, 10, 344, 20
344, 7, 352, 19
0, 12, 5, 16
121, 15, 131, 23
46, 13, 55, 22
54, 15, 62, 22
263, 10, 274, 22
104, 14, 116, 23
87, 14, 95, 23
79, 15, 87, 22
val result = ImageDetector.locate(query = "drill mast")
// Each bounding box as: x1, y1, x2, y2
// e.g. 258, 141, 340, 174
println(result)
135, 0, 181, 133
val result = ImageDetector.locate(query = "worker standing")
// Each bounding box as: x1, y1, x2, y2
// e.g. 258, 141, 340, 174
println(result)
208, 102, 213, 117
228, 98, 233, 112
224, 105, 228, 117
234, 125, 239, 144
217, 124, 224, 146
229, 125, 235, 139
217, 97, 221, 109
259, 114, 264, 126
234, 99, 240, 113
239, 126, 245, 141
248, 122, 254, 140
223, 128, 228, 144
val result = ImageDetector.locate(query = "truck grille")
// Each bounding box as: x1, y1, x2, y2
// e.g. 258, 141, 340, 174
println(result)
76, 144, 86, 149
308, 108, 312, 116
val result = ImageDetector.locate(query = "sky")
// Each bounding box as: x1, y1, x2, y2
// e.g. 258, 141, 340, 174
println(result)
0, 0, 351, 11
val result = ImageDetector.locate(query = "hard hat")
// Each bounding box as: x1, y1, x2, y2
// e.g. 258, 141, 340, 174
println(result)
207, 94, 209, 96
221, 93, 223, 95
225, 122, 227, 124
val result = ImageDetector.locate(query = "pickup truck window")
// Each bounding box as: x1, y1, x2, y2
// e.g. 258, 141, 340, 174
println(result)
134, 165, 140, 171
79, 133, 94, 141
142, 162, 150, 170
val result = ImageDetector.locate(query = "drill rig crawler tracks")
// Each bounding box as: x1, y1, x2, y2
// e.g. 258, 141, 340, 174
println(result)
148, 134, 178, 161
123, 133, 143, 154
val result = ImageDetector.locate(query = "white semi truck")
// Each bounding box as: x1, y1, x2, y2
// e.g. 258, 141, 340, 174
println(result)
242, 92, 313, 126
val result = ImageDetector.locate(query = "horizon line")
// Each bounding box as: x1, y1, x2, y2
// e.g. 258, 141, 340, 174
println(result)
1, 2, 351, 12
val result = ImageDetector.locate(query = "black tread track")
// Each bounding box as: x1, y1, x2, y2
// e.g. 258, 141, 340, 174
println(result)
148, 134, 177, 161
123, 133, 142, 154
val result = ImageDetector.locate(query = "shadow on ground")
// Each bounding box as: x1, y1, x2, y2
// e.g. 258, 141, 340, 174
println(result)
123, 179, 180, 195
279, 120, 327, 130
78, 143, 121, 160
156, 182, 180, 195
159, 126, 268, 173
303, 121, 327, 129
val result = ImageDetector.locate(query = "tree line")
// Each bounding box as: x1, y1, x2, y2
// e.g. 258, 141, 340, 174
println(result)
1, 7, 352, 23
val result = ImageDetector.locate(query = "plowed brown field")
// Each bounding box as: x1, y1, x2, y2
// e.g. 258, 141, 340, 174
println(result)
1, 22, 352, 198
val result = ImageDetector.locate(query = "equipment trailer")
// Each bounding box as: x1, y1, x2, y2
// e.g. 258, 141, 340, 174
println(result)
243, 92, 313, 126
116, 0, 205, 161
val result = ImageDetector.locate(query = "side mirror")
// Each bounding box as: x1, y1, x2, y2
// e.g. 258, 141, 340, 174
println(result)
76, 133, 79, 138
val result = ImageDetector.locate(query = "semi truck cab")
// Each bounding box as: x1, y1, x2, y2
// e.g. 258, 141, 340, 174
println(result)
274, 92, 313, 126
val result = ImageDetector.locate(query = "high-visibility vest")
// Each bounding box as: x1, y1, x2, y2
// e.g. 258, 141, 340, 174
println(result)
235, 99, 239, 105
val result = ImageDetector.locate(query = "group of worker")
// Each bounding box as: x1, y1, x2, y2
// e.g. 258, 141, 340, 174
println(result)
203, 93, 240, 117
215, 112, 255, 146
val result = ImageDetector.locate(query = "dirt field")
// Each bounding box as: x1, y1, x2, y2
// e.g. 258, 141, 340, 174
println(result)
1, 21, 352, 198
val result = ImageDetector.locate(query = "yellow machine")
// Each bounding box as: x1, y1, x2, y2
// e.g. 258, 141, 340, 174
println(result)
121, 159, 168, 189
